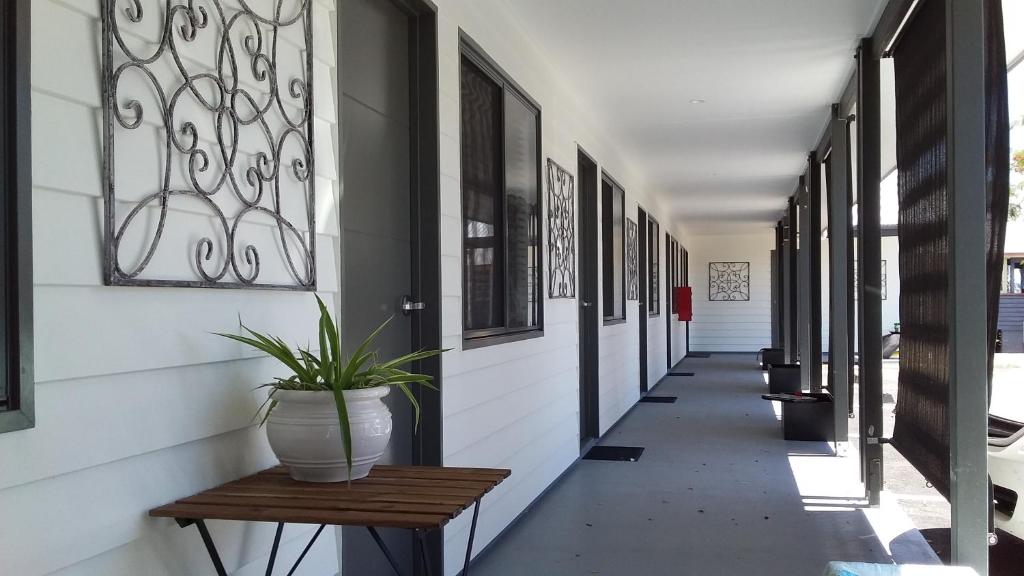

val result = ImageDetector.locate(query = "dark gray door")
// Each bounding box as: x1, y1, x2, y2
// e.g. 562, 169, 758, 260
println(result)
340, 0, 415, 572
638, 206, 648, 393
577, 150, 599, 447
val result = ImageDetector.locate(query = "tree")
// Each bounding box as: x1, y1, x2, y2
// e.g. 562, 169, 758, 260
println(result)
1011, 150, 1024, 220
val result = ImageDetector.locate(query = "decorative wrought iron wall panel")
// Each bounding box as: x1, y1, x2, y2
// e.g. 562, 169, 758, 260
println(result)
708, 262, 749, 301
546, 159, 575, 298
101, 0, 316, 290
625, 218, 638, 300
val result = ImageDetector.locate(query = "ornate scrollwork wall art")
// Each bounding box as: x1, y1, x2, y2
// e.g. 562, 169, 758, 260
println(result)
881, 260, 888, 300
626, 218, 638, 301
546, 159, 576, 298
709, 262, 750, 301
101, 0, 316, 289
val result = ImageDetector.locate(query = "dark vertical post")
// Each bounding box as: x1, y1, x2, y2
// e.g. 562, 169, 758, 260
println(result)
798, 177, 811, 388
845, 117, 857, 417
857, 38, 884, 507
945, 0, 990, 570
808, 156, 823, 392
787, 198, 799, 363
828, 105, 851, 446
774, 220, 782, 350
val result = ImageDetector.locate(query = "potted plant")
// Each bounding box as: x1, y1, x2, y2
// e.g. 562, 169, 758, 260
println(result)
217, 296, 442, 482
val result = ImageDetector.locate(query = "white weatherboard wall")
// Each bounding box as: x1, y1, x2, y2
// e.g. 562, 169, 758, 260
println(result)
0, 1, 341, 574
432, 1, 687, 573
689, 232, 773, 352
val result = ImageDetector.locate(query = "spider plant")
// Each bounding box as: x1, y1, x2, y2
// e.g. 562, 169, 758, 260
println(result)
216, 295, 443, 478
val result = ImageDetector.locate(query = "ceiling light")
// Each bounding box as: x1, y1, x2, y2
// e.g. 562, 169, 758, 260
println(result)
689, 99, 706, 105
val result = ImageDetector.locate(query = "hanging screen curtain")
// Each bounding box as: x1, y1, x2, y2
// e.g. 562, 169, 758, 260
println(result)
890, 0, 1009, 498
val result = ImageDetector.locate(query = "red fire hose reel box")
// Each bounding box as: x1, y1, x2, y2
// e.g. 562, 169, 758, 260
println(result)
675, 287, 692, 321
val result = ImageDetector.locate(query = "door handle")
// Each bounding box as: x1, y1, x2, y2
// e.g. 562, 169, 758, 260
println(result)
401, 295, 426, 315
581, 301, 593, 308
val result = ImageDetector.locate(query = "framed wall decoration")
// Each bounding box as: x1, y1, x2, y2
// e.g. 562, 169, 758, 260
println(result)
101, 0, 316, 290
708, 262, 750, 301
546, 159, 576, 298
626, 218, 638, 300
881, 259, 887, 300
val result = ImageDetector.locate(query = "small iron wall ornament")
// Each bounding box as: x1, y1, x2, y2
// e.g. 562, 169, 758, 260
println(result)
708, 262, 750, 301
101, 0, 316, 290
626, 218, 638, 300
546, 159, 576, 298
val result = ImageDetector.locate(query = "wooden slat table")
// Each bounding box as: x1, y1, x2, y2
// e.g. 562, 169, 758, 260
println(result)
150, 465, 510, 576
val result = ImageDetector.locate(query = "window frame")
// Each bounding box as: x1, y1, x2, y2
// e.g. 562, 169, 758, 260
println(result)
459, 32, 545, 349
647, 215, 660, 317
0, 0, 33, 434
601, 172, 626, 325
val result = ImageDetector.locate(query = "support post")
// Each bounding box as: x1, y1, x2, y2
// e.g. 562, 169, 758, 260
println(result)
857, 37, 884, 507
945, 0, 990, 571
828, 105, 851, 447
786, 198, 800, 364
798, 177, 811, 389
808, 156, 824, 393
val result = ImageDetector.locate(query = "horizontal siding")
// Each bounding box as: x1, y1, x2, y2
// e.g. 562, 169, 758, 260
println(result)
689, 232, 773, 352
1, 1, 342, 574
433, 1, 690, 573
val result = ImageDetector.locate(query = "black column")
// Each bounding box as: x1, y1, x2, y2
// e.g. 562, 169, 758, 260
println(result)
857, 38, 884, 507
808, 155, 823, 392
786, 198, 799, 363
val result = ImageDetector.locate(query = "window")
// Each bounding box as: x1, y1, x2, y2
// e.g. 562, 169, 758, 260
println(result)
601, 175, 625, 323
647, 216, 660, 316
460, 35, 542, 345
0, 0, 33, 434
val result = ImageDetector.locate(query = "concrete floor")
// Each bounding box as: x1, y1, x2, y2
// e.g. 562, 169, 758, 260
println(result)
471, 354, 936, 576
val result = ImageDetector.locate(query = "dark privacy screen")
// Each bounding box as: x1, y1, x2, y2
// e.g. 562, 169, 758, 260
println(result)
889, 0, 1009, 498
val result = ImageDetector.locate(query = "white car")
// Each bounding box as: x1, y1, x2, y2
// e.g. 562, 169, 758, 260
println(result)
989, 416, 1024, 539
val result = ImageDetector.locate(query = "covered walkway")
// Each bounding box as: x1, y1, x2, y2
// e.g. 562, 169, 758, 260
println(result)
472, 355, 936, 576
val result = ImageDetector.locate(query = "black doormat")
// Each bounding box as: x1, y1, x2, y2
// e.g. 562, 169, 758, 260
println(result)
640, 396, 677, 403
583, 446, 644, 462
668, 372, 695, 377
687, 352, 712, 358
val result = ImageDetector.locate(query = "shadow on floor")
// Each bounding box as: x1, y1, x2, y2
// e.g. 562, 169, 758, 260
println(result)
918, 528, 1024, 576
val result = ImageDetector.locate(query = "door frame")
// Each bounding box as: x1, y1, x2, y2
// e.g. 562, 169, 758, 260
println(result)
637, 206, 648, 393
401, 1, 442, 573
577, 147, 600, 448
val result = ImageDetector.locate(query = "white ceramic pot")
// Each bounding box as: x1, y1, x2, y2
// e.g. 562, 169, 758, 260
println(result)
266, 387, 393, 482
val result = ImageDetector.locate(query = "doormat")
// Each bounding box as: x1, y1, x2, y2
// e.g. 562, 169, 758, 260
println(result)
687, 352, 712, 358
668, 372, 694, 377
640, 396, 677, 403
583, 446, 644, 462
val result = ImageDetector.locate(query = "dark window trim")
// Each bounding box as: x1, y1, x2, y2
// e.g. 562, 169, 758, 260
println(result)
601, 170, 626, 325
0, 0, 33, 434
458, 31, 544, 348
647, 215, 660, 317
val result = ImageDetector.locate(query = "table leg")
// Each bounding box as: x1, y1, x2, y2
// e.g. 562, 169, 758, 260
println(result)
286, 524, 326, 576
415, 530, 434, 576
265, 522, 284, 576
192, 519, 228, 576
461, 499, 481, 576
367, 526, 407, 576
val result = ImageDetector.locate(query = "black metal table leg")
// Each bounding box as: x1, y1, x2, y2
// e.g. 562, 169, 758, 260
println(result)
191, 519, 228, 576
415, 530, 434, 576
286, 524, 326, 576
367, 526, 408, 576
462, 499, 481, 576
265, 522, 284, 576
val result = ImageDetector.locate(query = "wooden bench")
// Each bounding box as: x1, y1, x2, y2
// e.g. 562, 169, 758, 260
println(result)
150, 465, 511, 576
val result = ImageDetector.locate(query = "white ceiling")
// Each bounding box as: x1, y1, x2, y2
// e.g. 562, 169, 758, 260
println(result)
498, 0, 886, 234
